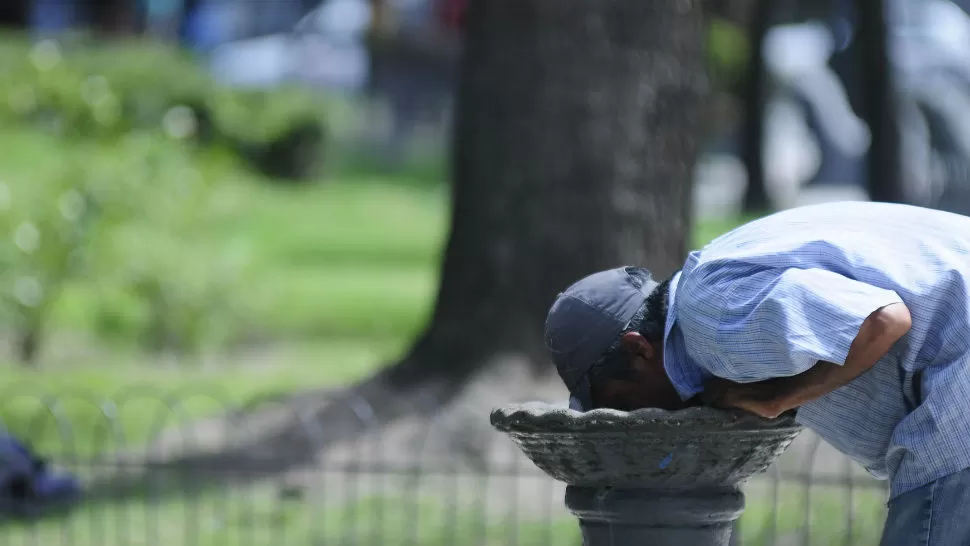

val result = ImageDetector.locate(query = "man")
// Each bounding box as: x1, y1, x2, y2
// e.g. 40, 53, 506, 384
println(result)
545, 201, 970, 545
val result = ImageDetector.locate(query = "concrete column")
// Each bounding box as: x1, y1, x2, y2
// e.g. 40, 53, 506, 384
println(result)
491, 404, 802, 546
567, 485, 743, 545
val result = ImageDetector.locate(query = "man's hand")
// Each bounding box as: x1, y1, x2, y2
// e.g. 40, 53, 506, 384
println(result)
701, 377, 784, 419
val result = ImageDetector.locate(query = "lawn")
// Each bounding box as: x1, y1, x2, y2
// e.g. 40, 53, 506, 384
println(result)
0, 123, 758, 457
0, 123, 883, 544
0, 31, 886, 544
0, 479, 887, 546
0, 126, 445, 456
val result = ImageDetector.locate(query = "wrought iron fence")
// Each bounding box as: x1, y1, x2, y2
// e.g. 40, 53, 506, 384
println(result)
0, 390, 888, 546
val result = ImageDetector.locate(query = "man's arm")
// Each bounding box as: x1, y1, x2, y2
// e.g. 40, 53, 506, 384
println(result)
705, 302, 911, 418
689, 267, 909, 419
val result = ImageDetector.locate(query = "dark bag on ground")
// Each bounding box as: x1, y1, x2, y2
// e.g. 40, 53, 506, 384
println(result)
0, 435, 82, 519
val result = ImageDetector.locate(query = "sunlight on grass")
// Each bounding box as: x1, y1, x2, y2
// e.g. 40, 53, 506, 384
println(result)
200, 180, 448, 268
741, 481, 887, 546
249, 263, 438, 339
0, 336, 408, 457
0, 121, 757, 463
0, 481, 888, 546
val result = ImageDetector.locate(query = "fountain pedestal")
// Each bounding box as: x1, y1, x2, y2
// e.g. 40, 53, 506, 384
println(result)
491, 404, 802, 546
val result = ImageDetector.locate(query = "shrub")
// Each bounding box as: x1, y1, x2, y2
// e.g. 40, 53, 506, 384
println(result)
206, 86, 329, 181
80, 134, 250, 356
0, 127, 250, 362
0, 33, 329, 182
0, 141, 109, 363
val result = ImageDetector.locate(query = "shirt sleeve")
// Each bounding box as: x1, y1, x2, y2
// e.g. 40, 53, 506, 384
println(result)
710, 267, 903, 383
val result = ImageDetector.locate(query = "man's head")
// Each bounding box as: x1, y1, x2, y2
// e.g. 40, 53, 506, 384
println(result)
545, 266, 686, 412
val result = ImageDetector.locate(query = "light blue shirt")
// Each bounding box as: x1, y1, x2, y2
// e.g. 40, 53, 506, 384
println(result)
664, 201, 970, 499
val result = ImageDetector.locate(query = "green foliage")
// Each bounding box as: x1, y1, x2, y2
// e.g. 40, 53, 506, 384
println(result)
0, 127, 248, 360
0, 140, 105, 360
707, 18, 750, 91
84, 137, 248, 353
0, 34, 329, 181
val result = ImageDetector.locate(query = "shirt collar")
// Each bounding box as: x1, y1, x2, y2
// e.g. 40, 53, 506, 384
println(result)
662, 252, 708, 400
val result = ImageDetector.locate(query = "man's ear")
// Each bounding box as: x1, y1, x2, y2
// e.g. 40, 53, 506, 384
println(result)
620, 331, 654, 359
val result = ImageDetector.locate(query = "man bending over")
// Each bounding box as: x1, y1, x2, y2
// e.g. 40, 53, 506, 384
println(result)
545, 202, 970, 545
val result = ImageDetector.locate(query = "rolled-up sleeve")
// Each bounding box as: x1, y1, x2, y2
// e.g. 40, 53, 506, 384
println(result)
710, 267, 903, 383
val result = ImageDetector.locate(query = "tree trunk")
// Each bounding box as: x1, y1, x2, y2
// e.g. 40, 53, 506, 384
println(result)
333, 0, 708, 460
118, 0, 707, 483
856, 0, 904, 203
741, 0, 772, 213
392, 0, 706, 382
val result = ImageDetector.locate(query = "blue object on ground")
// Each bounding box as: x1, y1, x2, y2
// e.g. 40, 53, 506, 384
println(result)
0, 436, 83, 520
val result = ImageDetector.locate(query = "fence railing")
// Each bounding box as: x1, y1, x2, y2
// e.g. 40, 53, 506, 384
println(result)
0, 390, 889, 546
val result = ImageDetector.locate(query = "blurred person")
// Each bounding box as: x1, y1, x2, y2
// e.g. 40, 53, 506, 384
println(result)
546, 201, 970, 545
762, 20, 869, 196
28, 0, 140, 35
181, 0, 250, 51
250, 0, 304, 38
435, 0, 466, 36
27, 0, 134, 35
368, 0, 461, 164
143, 0, 183, 39
292, 0, 372, 93
754, 0, 970, 211
890, 0, 970, 212
28, 0, 80, 33
829, 0, 970, 209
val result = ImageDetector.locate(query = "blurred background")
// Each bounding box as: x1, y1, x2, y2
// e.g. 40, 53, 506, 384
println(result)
0, 0, 966, 544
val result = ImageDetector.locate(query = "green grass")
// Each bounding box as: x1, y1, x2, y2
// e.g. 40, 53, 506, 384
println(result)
0, 36, 850, 542
0, 124, 447, 344
0, 488, 580, 546
53, 179, 447, 340
2, 123, 749, 346
0, 337, 409, 457
0, 482, 887, 545
0, 121, 829, 544
0, 122, 757, 458
740, 482, 887, 546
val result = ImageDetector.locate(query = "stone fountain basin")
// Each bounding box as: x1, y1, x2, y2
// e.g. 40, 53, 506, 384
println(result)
491, 403, 802, 490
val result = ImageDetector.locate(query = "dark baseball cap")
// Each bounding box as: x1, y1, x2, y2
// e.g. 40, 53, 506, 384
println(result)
545, 267, 658, 411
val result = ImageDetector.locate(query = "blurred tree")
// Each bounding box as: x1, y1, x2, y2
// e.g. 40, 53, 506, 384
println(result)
740, 0, 772, 213
856, 0, 903, 202
139, 0, 707, 477
393, 0, 705, 384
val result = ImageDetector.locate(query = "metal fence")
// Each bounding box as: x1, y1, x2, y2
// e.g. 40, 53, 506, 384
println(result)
0, 390, 889, 546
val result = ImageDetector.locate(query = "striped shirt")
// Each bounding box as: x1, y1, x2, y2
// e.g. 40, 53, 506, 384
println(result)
663, 201, 970, 499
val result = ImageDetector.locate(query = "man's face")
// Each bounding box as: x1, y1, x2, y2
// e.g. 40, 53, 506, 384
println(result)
590, 332, 695, 411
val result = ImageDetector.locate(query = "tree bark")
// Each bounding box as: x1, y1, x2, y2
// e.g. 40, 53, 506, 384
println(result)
856, 0, 904, 203
390, 0, 707, 383
741, 0, 772, 213
115, 0, 707, 484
